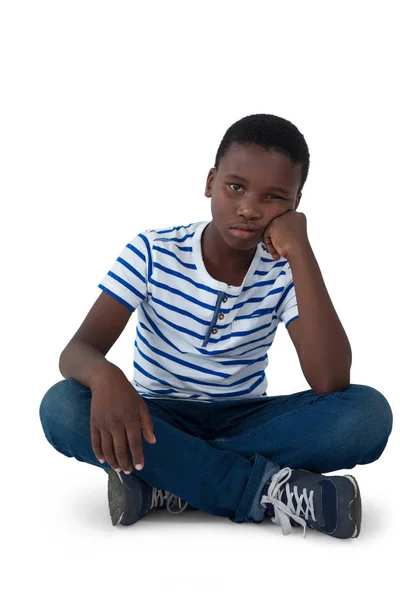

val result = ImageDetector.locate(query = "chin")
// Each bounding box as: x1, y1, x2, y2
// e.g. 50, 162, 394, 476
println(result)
226, 239, 260, 253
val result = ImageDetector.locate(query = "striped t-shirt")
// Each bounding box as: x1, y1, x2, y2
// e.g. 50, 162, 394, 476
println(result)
98, 220, 299, 403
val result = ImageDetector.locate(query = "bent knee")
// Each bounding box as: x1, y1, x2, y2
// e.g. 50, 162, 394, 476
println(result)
341, 384, 393, 438
39, 378, 90, 431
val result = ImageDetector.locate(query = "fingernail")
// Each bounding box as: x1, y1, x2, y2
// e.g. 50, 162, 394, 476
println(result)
115, 468, 121, 473
135, 463, 143, 470
99, 459, 105, 464
123, 470, 131, 475
151, 435, 156, 443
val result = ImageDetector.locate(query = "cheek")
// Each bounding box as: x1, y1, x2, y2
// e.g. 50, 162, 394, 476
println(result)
210, 199, 227, 221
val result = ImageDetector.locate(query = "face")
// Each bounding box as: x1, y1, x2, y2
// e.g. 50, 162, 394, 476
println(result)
204, 142, 303, 252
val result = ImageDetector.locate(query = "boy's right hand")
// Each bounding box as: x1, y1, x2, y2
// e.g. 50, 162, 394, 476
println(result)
90, 367, 156, 474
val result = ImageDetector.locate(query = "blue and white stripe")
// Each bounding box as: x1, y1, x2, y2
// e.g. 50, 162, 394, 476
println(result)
98, 220, 299, 402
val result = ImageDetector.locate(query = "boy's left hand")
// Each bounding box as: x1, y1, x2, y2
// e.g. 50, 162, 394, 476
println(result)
263, 209, 308, 260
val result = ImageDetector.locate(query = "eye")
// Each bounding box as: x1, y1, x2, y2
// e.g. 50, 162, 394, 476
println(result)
228, 183, 282, 199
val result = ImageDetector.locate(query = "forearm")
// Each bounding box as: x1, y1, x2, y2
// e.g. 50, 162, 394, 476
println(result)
287, 241, 352, 393
59, 339, 125, 390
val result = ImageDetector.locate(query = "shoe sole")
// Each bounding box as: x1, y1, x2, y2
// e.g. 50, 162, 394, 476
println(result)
108, 469, 131, 526
344, 474, 362, 538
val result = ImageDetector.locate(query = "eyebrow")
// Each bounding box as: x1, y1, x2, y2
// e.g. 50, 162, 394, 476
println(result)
225, 174, 290, 194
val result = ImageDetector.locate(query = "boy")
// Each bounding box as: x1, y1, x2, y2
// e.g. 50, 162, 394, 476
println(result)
39, 113, 393, 539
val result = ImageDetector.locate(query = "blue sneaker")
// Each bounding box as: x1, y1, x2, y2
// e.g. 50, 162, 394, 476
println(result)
260, 467, 362, 539
108, 469, 195, 526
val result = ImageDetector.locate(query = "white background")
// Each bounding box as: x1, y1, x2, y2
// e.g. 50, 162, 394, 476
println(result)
1, 1, 398, 598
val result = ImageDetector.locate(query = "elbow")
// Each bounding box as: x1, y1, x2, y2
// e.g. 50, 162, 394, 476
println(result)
58, 352, 66, 377
59, 346, 71, 376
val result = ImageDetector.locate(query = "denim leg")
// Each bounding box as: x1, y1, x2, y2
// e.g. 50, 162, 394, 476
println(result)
38, 379, 280, 523
206, 384, 393, 521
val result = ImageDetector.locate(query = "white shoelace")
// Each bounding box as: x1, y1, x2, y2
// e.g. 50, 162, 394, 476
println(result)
260, 467, 316, 538
151, 488, 189, 514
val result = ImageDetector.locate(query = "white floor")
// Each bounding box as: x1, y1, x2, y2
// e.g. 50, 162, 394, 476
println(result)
9, 426, 396, 600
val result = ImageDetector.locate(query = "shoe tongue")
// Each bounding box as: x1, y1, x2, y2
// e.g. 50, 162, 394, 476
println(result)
262, 485, 295, 518
151, 488, 169, 510
262, 484, 290, 517
151, 489, 184, 512
281, 489, 289, 505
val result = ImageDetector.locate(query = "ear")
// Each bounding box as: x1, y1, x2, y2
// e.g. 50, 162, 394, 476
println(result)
205, 168, 216, 198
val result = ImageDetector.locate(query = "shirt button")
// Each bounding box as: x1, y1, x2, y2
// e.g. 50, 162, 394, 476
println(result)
218, 313, 224, 320
222, 296, 228, 302
212, 327, 218, 334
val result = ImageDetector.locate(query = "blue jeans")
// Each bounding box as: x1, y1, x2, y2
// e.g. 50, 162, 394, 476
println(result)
39, 379, 393, 523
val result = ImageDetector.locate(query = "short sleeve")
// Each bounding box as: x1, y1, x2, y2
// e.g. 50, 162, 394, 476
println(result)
97, 233, 149, 312
275, 263, 299, 328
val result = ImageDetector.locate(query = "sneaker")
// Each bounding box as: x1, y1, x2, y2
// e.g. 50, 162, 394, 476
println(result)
108, 469, 193, 526
260, 467, 362, 539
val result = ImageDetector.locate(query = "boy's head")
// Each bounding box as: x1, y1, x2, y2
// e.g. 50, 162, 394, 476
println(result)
204, 113, 310, 251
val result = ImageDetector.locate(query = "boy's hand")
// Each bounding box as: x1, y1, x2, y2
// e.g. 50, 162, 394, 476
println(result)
90, 369, 156, 474
263, 209, 309, 260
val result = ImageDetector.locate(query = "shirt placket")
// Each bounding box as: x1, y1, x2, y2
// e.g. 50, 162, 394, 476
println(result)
202, 289, 230, 348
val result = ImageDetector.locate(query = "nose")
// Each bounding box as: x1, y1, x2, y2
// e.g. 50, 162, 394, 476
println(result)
237, 197, 262, 220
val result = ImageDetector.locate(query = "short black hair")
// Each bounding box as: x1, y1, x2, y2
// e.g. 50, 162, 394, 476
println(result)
214, 113, 310, 194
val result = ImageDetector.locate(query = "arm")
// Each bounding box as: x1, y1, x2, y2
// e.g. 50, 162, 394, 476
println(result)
59, 291, 133, 389
59, 338, 124, 389
285, 240, 352, 395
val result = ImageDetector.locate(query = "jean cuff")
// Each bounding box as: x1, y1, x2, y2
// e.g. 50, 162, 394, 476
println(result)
247, 458, 281, 522
231, 454, 281, 523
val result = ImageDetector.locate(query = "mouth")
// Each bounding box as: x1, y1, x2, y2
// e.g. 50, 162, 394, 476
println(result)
228, 227, 262, 240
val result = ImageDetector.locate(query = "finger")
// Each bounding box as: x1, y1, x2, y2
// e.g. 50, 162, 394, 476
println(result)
265, 239, 280, 260
139, 404, 156, 444
126, 419, 145, 471
91, 425, 106, 465
110, 427, 133, 474
100, 428, 120, 471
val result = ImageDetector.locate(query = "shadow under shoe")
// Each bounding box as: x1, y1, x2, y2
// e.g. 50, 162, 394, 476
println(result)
260, 467, 362, 539
108, 470, 196, 526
